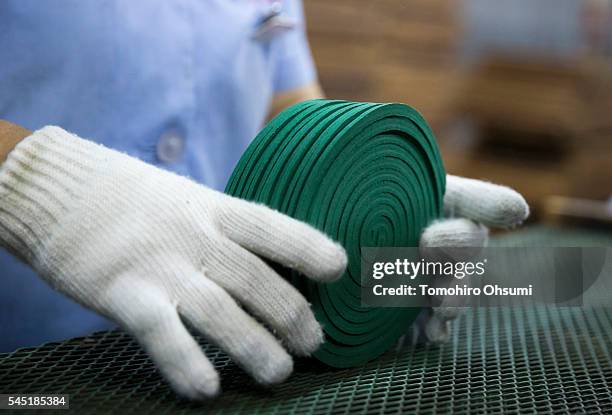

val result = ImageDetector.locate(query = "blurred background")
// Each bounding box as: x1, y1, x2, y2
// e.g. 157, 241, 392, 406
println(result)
304, 0, 612, 228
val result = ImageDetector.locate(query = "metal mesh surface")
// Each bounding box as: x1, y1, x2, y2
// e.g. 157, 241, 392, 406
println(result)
1, 226, 611, 414
2, 306, 611, 414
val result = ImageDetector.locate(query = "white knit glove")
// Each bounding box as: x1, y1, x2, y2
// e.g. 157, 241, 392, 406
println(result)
0, 126, 347, 399
414, 175, 529, 343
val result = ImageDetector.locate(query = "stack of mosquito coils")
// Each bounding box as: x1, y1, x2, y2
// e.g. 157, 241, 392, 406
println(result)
226, 100, 446, 367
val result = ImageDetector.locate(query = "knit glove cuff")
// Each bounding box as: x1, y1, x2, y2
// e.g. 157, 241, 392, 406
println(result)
0, 126, 117, 265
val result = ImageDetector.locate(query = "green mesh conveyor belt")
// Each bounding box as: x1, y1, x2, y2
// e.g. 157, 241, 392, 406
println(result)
225, 100, 445, 367
3, 224, 612, 413
1, 306, 610, 414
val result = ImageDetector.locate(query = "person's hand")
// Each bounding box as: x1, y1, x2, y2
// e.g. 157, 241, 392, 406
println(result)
0, 120, 31, 163
413, 175, 529, 343
0, 126, 347, 399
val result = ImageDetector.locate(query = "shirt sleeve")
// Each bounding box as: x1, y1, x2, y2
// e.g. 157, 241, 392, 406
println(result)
271, 0, 318, 93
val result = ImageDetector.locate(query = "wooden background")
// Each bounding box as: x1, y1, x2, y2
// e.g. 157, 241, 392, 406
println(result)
303, 0, 612, 218
304, 0, 460, 132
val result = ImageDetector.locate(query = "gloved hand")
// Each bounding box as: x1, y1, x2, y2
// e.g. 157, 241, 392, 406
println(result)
0, 126, 347, 399
413, 175, 529, 343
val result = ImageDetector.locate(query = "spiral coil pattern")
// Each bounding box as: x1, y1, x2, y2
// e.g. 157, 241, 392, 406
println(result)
226, 100, 446, 367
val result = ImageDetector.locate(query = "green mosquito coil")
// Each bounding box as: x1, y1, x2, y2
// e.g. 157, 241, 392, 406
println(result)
226, 100, 445, 367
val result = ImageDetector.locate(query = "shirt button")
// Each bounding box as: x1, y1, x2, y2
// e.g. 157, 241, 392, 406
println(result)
156, 130, 184, 163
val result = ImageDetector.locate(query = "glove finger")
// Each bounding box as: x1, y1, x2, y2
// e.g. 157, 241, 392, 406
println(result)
217, 196, 347, 282
406, 308, 432, 346
102, 279, 219, 400
420, 218, 488, 263
420, 219, 481, 310
178, 274, 294, 386
433, 306, 466, 321
424, 312, 451, 344
408, 308, 463, 346
207, 239, 324, 356
444, 175, 529, 228
420, 218, 488, 248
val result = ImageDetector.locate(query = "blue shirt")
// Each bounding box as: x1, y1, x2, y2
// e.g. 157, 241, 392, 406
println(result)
0, 0, 316, 351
